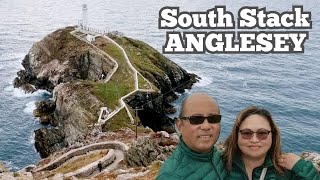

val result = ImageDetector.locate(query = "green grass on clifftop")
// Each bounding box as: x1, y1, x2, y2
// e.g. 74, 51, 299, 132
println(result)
91, 37, 136, 110
102, 107, 131, 131
107, 34, 167, 77
95, 37, 135, 86
93, 81, 130, 110
102, 106, 148, 133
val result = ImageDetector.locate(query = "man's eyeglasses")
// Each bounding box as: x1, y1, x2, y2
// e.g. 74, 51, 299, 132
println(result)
180, 115, 221, 125
239, 129, 271, 140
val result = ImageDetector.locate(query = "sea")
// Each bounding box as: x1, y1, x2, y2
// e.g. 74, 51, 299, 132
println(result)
0, 0, 319, 171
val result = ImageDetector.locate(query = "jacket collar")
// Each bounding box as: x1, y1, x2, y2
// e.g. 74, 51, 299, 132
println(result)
234, 152, 274, 170
178, 136, 217, 161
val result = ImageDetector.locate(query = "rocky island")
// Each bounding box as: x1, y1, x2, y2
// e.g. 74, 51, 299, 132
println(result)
1, 26, 319, 179
3, 26, 199, 179
13, 26, 198, 158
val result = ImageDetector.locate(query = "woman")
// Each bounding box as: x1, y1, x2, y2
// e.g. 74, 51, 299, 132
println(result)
222, 106, 319, 180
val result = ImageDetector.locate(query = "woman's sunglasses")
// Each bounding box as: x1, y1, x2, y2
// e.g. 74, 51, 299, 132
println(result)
180, 115, 221, 125
239, 128, 271, 140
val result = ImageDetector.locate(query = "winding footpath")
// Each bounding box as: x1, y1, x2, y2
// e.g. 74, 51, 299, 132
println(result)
33, 141, 129, 178
70, 27, 155, 126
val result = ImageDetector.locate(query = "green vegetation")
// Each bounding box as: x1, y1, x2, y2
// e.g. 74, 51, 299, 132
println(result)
93, 81, 130, 110
102, 107, 131, 131
90, 37, 136, 109
137, 73, 158, 90
101, 38, 135, 85
107, 34, 166, 77
102, 106, 150, 133
127, 123, 153, 134
138, 73, 151, 89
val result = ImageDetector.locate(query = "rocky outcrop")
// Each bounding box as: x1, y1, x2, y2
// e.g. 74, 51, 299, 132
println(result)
125, 132, 178, 167
33, 100, 56, 125
13, 27, 116, 158
0, 162, 9, 173
0, 172, 33, 180
14, 26, 116, 93
34, 127, 67, 158
0, 162, 34, 180
34, 82, 105, 158
124, 91, 176, 133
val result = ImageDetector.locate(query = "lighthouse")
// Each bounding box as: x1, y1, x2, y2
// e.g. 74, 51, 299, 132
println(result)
82, 4, 88, 30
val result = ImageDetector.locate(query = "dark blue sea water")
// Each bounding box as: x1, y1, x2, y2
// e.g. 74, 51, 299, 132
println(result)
0, 0, 319, 171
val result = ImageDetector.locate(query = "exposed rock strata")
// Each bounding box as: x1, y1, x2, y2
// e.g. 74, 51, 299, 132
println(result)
126, 131, 178, 167
33, 100, 56, 125
14, 27, 116, 92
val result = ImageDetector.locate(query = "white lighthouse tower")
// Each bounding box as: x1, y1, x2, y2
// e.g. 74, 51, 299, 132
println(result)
82, 4, 88, 30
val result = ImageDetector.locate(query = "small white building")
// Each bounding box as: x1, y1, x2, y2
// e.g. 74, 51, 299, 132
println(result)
86, 34, 95, 42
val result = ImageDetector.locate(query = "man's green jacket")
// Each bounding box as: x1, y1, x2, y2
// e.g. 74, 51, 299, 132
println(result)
228, 154, 320, 180
156, 139, 226, 180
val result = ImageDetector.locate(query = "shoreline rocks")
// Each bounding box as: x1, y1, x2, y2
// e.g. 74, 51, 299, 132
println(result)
0, 162, 9, 173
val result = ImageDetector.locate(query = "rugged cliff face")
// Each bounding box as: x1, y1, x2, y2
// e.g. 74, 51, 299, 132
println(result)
14, 27, 116, 93
123, 91, 176, 133
34, 82, 105, 158
14, 26, 198, 158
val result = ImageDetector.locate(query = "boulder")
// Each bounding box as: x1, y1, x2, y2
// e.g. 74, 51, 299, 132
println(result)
125, 134, 177, 167
125, 137, 162, 167
0, 162, 9, 173
34, 127, 67, 158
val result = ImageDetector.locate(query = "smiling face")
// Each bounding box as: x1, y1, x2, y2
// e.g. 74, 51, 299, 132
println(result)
176, 93, 220, 153
238, 114, 272, 160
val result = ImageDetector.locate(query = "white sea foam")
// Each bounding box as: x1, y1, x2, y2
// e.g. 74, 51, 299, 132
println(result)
2, 161, 19, 171
194, 74, 213, 87
184, 88, 192, 94
8, 86, 51, 98
4, 84, 51, 98
4, 85, 14, 92
29, 132, 35, 145
0, 52, 26, 60
24, 101, 36, 114
243, 81, 248, 88
186, 69, 214, 87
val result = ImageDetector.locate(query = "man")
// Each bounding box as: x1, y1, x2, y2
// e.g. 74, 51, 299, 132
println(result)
156, 92, 226, 180
98, 161, 102, 172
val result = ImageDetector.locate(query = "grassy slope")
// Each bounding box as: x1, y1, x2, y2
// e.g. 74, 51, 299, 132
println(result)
107, 34, 166, 77
91, 37, 135, 110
